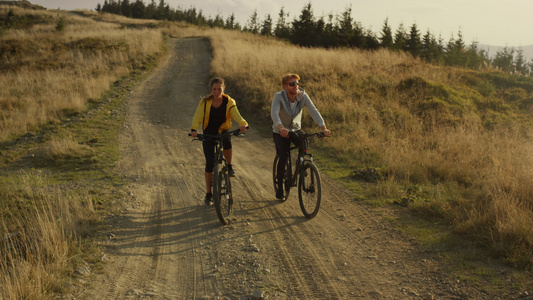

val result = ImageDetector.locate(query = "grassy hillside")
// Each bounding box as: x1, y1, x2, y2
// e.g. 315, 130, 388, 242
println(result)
200, 29, 533, 271
1, 5, 532, 298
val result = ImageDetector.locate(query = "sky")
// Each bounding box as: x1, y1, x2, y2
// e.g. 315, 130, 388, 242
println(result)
30, 0, 533, 47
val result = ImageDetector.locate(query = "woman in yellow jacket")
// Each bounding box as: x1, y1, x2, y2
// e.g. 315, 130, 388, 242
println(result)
191, 78, 248, 205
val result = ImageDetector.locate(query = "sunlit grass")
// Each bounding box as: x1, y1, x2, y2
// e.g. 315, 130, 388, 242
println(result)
193, 28, 533, 270
0, 6, 163, 141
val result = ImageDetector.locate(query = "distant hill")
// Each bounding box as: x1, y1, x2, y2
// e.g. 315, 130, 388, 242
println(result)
0, 0, 45, 10
479, 44, 533, 62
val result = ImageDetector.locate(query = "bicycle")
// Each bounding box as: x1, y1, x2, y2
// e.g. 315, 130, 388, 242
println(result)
190, 128, 247, 225
272, 132, 325, 219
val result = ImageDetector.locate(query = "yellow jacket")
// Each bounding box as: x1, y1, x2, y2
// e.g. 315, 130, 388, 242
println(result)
191, 94, 248, 133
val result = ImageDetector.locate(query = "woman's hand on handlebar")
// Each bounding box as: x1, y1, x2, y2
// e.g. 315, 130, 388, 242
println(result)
191, 131, 198, 138
240, 125, 247, 133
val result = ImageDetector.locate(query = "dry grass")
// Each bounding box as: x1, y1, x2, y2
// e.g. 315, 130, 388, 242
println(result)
0, 172, 96, 299
0, 6, 163, 141
0, 6, 165, 298
40, 133, 92, 160
191, 28, 533, 268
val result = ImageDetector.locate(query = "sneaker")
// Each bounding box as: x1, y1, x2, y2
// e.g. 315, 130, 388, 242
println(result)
204, 193, 213, 205
227, 164, 235, 177
276, 187, 284, 200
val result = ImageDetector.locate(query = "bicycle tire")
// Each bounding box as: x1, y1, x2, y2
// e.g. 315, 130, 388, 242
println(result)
273, 155, 291, 201
298, 161, 321, 219
214, 163, 233, 225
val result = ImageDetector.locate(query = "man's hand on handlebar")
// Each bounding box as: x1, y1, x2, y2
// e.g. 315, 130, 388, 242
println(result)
280, 128, 289, 138
320, 125, 331, 137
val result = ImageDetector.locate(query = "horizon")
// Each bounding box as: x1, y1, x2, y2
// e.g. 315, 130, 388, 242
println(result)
29, 0, 533, 48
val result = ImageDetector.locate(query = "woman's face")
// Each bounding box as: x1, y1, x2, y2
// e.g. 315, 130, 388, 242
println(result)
211, 83, 225, 99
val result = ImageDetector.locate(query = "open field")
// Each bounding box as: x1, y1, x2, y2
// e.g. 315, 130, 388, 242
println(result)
1, 4, 532, 299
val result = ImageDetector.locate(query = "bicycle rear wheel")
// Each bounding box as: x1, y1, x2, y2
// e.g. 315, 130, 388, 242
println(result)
213, 163, 233, 225
298, 162, 321, 219
273, 155, 291, 201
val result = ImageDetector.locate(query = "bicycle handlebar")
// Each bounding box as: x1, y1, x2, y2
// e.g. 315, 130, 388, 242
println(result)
302, 132, 326, 138
188, 127, 249, 141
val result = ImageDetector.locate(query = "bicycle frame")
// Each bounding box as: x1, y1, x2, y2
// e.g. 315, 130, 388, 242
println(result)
287, 147, 313, 188
190, 127, 246, 225
286, 132, 323, 186
213, 138, 226, 168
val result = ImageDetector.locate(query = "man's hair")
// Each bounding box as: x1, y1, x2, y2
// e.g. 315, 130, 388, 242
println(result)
281, 73, 300, 86
210, 77, 225, 87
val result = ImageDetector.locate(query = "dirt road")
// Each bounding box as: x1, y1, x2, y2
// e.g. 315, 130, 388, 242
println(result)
80, 38, 492, 299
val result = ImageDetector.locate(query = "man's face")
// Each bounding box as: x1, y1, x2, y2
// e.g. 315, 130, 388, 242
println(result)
284, 79, 299, 95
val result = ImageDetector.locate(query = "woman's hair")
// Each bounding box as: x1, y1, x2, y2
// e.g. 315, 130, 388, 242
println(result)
210, 77, 225, 87
281, 73, 300, 86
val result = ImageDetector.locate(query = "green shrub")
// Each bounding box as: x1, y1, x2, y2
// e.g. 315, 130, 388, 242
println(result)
55, 15, 65, 32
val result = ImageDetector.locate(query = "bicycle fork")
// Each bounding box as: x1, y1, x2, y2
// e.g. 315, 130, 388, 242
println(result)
300, 153, 316, 193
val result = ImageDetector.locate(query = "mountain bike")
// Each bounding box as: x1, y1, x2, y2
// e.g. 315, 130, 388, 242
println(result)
190, 128, 247, 225
272, 132, 325, 219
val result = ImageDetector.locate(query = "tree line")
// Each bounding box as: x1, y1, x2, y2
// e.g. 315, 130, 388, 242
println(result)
97, 0, 533, 75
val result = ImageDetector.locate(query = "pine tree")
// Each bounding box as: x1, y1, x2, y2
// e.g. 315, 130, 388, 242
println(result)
121, 0, 132, 18
492, 47, 515, 72
393, 23, 408, 51
261, 14, 273, 36
131, 0, 145, 19
379, 18, 393, 49
156, 0, 169, 20
225, 13, 237, 30
145, 0, 156, 19
364, 28, 379, 50
445, 31, 468, 67
320, 14, 335, 48
514, 49, 527, 74
246, 9, 260, 34
315, 16, 326, 47
290, 3, 318, 47
466, 42, 489, 70
336, 6, 354, 47
407, 23, 422, 57
210, 13, 224, 28
274, 7, 290, 40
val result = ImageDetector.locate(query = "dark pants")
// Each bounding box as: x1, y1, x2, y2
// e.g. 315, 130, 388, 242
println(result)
203, 133, 231, 173
273, 130, 306, 188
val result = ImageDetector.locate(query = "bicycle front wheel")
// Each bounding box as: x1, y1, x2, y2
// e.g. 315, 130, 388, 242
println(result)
213, 163, 233, 225
298, 162, 321, 219
273, 155, 291, 201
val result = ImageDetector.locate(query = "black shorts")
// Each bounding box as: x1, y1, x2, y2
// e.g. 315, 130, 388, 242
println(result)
203, 133, 232, 173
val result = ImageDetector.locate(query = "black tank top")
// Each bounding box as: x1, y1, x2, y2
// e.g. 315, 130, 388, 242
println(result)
204, 98, 228, 135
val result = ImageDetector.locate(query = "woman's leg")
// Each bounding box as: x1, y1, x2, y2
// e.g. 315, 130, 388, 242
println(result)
223, 149, 232, 164
205, 172, 213, 194
203, 139, 216, 194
